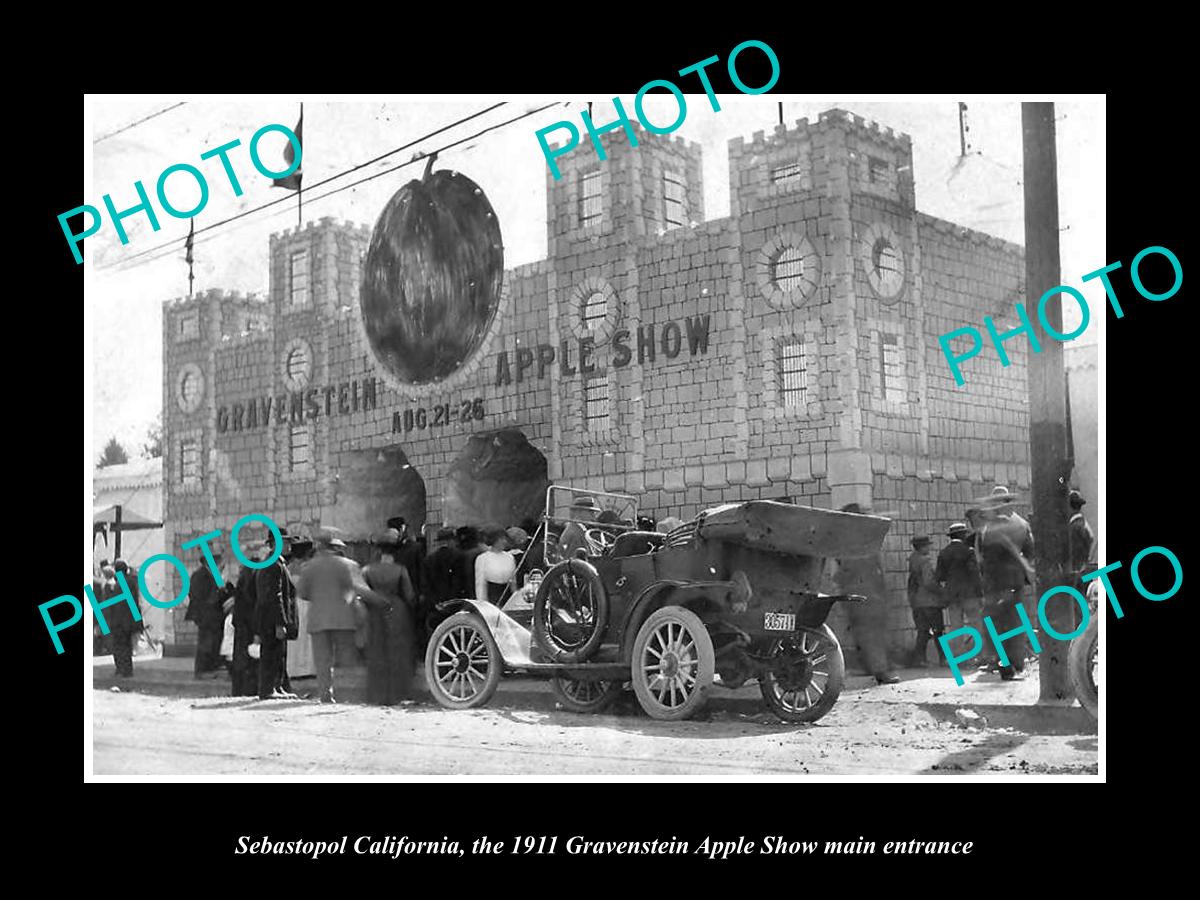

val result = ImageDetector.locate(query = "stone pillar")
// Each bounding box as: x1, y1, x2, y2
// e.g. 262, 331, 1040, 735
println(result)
816, 113, 871, 511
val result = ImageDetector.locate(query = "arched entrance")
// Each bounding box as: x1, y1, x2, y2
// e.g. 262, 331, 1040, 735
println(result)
443, 429, 548, 528
326, 444, 427, 548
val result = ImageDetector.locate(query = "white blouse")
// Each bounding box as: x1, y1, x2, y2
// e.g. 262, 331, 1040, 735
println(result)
475, 549, 516, 602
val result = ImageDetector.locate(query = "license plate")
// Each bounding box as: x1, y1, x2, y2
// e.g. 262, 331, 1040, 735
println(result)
764, 612, 796, 632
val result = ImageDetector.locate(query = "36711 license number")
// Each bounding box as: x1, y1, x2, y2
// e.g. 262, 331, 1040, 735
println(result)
392, 398, 485, 433
764, 612, 796, 632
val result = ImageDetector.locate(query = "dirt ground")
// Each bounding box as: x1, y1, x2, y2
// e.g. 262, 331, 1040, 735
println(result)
92, 688, 1098, 777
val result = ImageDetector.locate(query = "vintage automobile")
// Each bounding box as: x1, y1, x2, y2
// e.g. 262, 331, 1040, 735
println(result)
424, 486, 890, 723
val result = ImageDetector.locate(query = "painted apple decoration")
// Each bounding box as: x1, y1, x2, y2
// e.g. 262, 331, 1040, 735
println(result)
360, 158, 504, 385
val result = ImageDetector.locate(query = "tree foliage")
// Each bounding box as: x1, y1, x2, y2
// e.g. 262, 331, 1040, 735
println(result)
98, 437, 129, 468
142, 414, 163, 459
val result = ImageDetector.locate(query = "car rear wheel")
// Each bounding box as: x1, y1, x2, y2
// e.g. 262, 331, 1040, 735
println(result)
425, 612, 502, 710
759, 625, 845, 724
1068, 613, 1098, 720
631, 605, 715, 721
550, 672, 624, 714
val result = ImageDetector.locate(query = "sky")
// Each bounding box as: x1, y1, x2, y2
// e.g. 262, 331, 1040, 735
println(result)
87, 95, 1105, 461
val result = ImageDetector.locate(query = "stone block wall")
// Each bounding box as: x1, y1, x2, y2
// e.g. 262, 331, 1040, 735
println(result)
162, 109, 1031, 657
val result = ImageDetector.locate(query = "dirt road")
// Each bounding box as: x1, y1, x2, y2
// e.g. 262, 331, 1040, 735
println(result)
93, 689, 1097, 777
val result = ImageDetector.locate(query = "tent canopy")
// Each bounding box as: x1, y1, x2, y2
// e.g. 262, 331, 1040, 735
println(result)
93, 505, 162, 530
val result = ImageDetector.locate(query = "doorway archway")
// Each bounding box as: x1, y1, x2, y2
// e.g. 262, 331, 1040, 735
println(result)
443, 429, 548, 528
327, 444, 426, 545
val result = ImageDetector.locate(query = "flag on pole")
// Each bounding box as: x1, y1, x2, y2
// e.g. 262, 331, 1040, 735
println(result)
272, 107, 303, 191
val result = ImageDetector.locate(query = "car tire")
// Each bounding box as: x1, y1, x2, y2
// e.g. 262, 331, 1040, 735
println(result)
424, 612, 502, 710
532, 559, 609, 663
549, 672, 624, 714
1068, 612, 1098, 720
631, 605, 715, 721
759, 625, 845, 724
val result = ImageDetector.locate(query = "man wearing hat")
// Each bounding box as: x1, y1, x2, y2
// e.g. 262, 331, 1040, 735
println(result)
298, 534, 362, 704
936, 523, 985, 664
1067, 490, 1095, 588
554, 495, 601, 562
424, 527, 463, 605
186, 547, 231, 680
108, 559, 141, 677
906, 536, 945, 667
231, 540, 264, 696
255, 527, 298, 700
975, 486, 1035, 680
387, 516, 426, 609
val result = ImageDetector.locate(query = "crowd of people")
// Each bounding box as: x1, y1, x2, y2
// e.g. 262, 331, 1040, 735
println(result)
830, 486, 1096, 685
98, 486, 1096, 697
179, 515, 544, 704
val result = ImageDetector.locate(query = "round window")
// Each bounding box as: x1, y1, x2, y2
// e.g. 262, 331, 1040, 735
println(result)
757, 234, 821, 309
582, 292, 607, 329
568, 277, 621, 345
281, 338, 313, 390
175, 363, 205, 414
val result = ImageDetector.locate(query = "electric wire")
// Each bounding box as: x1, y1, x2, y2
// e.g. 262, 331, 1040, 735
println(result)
99, 101, 554, 273
94, 102, 188, 145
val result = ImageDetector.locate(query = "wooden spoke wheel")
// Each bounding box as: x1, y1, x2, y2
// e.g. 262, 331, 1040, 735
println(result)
532, 559, 609, 663
424, 612, 502, 710
758, 625, 845, 724
631, 605, 715, 721
550, 672, 624, 714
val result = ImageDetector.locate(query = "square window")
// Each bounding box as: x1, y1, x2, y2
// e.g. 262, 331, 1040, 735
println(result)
779, 338, 808, 408
771, 160, 808, 188
290, 249, 310, 306
663, 171, 686, 228
583, 373, 611, 432
289, 425, 312, 472
868, 156, 891, 185
177, 312, 199, 341
579, 170, 603, 228
879, 332, 907, 402
179, 438, 200, 486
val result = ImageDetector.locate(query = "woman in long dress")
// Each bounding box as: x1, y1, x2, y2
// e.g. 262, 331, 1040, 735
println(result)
287, 540, 316, 679
361, 529, 416, 705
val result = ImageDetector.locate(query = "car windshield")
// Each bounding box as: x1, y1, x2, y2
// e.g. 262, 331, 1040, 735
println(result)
540, 486, 639, 565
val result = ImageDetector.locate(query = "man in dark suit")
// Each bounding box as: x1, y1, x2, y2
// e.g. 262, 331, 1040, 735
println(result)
936, 522, 984, 665
108, 559, 141, 677
906, 536, 945, 667
387, 516, 426, 605
231, 543, 262, 697
975, 486, 1035, 681
1067, 490, 1096, 588
255, 529, 298, 700
186, 549, 229, 679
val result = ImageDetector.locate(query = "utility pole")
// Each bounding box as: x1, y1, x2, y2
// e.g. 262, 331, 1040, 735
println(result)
114, 503, 123, 560
1022, 102, 1076, 702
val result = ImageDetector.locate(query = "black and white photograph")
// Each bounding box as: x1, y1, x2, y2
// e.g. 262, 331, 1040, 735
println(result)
80, 91, 1106, 780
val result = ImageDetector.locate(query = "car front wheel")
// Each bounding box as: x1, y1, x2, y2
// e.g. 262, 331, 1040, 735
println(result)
631, 605, 715, 721
425, 612, 502, 710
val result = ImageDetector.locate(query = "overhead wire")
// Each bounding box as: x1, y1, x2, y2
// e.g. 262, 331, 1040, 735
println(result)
94, 102, 188, 144
99, 101, 557, 274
